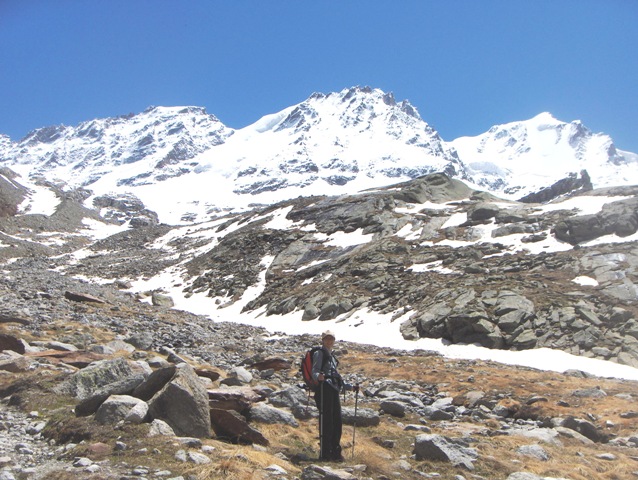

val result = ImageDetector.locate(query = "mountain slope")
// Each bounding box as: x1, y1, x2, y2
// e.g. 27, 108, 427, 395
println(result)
8, 170, 630, 374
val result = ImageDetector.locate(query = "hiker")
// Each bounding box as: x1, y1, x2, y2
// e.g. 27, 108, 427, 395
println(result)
312, 329, 357, 462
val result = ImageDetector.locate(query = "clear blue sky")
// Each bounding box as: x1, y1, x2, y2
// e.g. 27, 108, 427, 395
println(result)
1, 1, 637, 151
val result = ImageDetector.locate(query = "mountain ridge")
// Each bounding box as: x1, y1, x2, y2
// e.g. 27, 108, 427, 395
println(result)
2, 86, 636, 224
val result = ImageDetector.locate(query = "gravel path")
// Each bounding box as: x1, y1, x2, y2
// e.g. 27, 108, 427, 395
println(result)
0, 403, 75, 479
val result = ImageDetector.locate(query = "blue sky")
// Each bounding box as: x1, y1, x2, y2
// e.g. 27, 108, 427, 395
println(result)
1, 1, 637, 151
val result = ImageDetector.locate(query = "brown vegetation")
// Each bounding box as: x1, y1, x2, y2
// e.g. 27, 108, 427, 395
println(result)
2, 318, 638, 479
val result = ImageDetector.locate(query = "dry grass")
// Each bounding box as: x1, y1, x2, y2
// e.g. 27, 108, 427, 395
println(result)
184, 442, 302, 480
3, 318, 638, 479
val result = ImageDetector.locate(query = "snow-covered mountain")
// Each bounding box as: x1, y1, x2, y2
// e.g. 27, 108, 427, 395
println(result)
451, 112, 638, 197
1, 87, 636, 224
0, 105, 232, 200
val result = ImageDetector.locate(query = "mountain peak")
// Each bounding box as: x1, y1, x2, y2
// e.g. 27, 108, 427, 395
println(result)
530, 111, 560, 124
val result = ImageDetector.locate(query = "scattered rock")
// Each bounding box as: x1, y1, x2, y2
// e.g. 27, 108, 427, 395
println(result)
413, 434, 478, 470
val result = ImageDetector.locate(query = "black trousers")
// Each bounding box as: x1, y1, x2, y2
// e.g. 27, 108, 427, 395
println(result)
314, 383, 342, 460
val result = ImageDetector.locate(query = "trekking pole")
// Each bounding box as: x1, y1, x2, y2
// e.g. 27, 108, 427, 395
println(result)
352, 384, 359, 459
304, 386, 311, 416
319, 376, 324, 460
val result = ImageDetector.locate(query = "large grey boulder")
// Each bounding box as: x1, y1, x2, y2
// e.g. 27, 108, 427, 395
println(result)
516, 444, 550, 461
268, 385, 309, 409
148, 363, 211, 438
95, 395, 147, 425
342, 407, 380, 427
553, 196, 638, 245
380, 400, 406, 418
559, 416, 607, 443
75, 373, 147, 416
413, 434, 478, 470
468, 202, 500, 221
132, 365, 177, 401
54, 357, 137, 401
248, 404, 298, 427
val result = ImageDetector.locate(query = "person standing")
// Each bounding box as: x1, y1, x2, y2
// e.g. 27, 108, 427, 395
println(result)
311, 330, 356, 462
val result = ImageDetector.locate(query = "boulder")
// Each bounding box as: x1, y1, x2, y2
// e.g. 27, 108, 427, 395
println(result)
0, 314, 30, 325
148, 363, 211, 438
494, 291, 535, 318
105, 340, 135, 354
64, 291, 106, 304
519, 170, 592, 204
152, 292, 174, 307
208, 388, 255, 413
210, 408, 268, 446
208, 386, 267, 407
571, 387, 606, 398
248, 403, 298, 427
380, 400, 406, 418
28, 350, 106, 369
125, 400, 149, 424
342, 407, 380, 427
560, 416, 607, 443
506, 427, 562, 445
132, 365, 177, 401
194, 366, 222, 382
95, 395, 147, 425
0, 351, 31, 372
54, 357, 137, 400
422, 406, 454, 421
148, 419, 176, 437
220, 366, 253, 386
553, 197, 638, 244
468, 202, 500, 221
126, 332, 154, 350
516, 444, 550, 461
413, 434, 478, 470
453, 390, 485, 408
46, 341, 78, 352
75, 373, 147, 416
268, 386, 309, 410
250, 357, 291, 371
0, 334, 25, 354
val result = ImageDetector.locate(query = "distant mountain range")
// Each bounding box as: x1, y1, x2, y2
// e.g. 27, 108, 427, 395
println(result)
1, 86, 636, 224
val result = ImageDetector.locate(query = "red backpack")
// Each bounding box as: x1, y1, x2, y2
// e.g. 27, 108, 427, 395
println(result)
300, 346, 329, 391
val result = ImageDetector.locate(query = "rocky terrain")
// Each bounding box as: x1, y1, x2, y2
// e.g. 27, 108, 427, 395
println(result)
0, 167, 638, 478
1, 168, 638, 367
8, 172, 631, 369
1, 257, 638, 480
